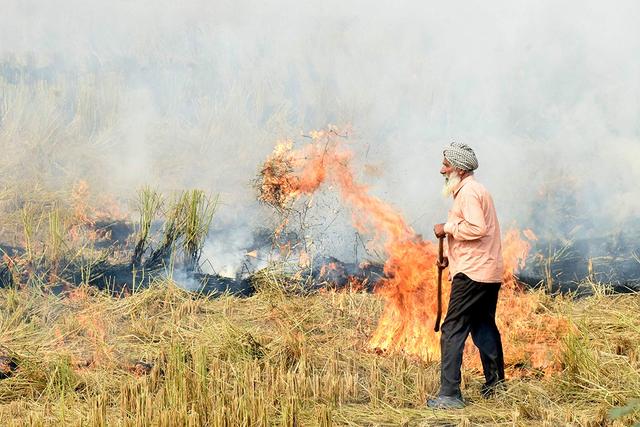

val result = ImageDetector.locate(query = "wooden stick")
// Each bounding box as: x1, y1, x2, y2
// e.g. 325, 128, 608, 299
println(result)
434, 236, 444, 332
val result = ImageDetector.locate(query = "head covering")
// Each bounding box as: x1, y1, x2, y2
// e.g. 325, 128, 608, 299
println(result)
443, 142, 478, 172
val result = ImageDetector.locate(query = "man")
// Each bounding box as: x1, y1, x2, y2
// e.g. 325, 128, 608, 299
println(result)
427, 142, 505, 409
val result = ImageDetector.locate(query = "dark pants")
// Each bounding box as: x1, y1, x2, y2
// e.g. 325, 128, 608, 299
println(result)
439, 273, 505, 397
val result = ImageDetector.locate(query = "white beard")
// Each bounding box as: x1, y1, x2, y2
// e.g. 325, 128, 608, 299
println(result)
442, 172, 461, 197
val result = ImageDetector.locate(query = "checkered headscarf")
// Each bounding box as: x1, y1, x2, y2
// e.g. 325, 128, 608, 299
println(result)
443, 142, 478, 172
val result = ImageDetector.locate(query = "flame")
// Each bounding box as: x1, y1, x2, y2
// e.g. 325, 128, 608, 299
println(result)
72, 180, 126, 223
259, 128, 441, 358
72, 180, 93, 224
501, 228, 531, 290
346, 275, 365, 292
259, 127, 568, 373
464, 229, 569, 376
319, 262, 339, 276
69, 180, 126, 245
370, 238, 440, 360
523, 228, 538, 241
297, 250, 310, 268
76, 311, 110, 366
67, 288, 113, 367
245, 250, 258, 258
258, 141, 299, 209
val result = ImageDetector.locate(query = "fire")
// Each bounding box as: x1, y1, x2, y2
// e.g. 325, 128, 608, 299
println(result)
465, 229, 569, 376
258, 141, 299, 210
72, 180, 93, 224
501, 228, 531, 291
259, 127, 568, 373
76, 310, 110, 367
370, 238, 440, 360
72, 180, 126, 224
69, 180, 127, 245
259, 128, 442, 358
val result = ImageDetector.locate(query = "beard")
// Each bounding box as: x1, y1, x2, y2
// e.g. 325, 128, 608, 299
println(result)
442, 172, 461, 197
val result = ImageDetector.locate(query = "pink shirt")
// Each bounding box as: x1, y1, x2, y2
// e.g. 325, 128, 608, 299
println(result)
443, 175, 503, 283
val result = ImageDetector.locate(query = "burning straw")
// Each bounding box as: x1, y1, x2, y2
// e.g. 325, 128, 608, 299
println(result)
257, 127, 569, 374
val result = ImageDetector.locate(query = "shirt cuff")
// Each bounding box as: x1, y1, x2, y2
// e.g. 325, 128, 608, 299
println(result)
443, 222, 454, 235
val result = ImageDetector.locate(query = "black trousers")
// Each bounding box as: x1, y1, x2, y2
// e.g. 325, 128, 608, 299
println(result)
439, 273, 505, 397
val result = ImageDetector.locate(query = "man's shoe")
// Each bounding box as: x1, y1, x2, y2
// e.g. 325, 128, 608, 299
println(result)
426, 395, 466, 409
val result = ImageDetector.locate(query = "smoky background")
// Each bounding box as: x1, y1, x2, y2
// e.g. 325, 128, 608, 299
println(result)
1, 0, 639, 271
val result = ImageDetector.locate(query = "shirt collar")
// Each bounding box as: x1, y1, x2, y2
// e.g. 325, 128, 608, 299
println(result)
452, 174, 474, 197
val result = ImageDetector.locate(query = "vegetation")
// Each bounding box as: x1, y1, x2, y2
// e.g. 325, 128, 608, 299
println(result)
132, 187, 163, 267
0, 75, 638, 427
139, 189, 218, 272
0, 180, 637, 426
180, 190, 218, 270
0, 279, 638, 426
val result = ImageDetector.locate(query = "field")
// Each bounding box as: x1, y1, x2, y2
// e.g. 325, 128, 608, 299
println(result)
1, 277, 639, 426
0, 76, 639, 427
0, 117, 638, 426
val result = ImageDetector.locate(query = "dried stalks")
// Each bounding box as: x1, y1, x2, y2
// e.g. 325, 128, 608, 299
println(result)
256, 141, 298, 211
0, 280, 638, 426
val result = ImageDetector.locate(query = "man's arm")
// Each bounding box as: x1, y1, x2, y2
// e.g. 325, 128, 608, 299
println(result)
443, 193, 487, 240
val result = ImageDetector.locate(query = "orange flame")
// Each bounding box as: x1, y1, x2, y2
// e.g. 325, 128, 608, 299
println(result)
259, 128, 442, 358
260, 128, 568, 372
69, 180, 127, 245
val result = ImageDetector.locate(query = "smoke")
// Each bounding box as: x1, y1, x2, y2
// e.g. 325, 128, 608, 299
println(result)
200, 224, 270, 278
1, 0, 639, 262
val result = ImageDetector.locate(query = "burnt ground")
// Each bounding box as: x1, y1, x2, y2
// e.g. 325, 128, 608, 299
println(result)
517, 231, 640, 295
0, 220, 638, 298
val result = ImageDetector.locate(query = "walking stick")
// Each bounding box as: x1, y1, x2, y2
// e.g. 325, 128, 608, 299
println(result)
434, 236, 444, 332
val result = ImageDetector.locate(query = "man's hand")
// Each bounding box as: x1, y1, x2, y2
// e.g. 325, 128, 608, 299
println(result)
433, 223, 446, 238
436, 256, 449, 270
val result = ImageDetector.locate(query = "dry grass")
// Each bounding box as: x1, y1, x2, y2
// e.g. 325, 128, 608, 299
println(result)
0, 76, 638, 426
0, 280, 638, 426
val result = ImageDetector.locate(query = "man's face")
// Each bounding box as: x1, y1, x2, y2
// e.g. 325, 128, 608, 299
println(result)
441, 158, 456, 178
441, 158, 462, 197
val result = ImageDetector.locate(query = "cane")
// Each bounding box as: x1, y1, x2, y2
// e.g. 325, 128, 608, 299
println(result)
434, 236, 444, 332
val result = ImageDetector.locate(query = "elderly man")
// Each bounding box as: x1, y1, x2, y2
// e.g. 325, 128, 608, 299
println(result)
427, 142, 505, 409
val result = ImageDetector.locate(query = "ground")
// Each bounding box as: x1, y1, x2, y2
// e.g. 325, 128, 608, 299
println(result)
0, 275, 639, 426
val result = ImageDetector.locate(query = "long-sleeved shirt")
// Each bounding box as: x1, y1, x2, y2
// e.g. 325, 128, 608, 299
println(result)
443, 175, 503, 283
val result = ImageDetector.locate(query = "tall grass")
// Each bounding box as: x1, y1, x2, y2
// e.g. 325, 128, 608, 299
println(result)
21, 203, 42, 263
141, 189, 218, 271
47, 204, 65, 265
180, 189, 218, 270
132, 187, 163, 267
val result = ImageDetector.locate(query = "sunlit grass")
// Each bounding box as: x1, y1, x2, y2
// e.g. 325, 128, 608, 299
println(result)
0, 281, 638, 426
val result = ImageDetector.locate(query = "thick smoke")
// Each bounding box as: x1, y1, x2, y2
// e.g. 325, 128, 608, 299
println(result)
1, 1, 639, 266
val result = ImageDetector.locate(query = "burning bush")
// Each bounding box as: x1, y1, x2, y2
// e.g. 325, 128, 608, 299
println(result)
257, 141, 299, 210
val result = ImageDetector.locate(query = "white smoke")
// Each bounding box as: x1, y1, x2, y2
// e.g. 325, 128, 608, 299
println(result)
200, 225, 259, 278
1, 0, 639, 263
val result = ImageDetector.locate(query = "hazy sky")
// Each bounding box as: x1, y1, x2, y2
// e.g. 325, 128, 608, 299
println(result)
1, 1, 639, 262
